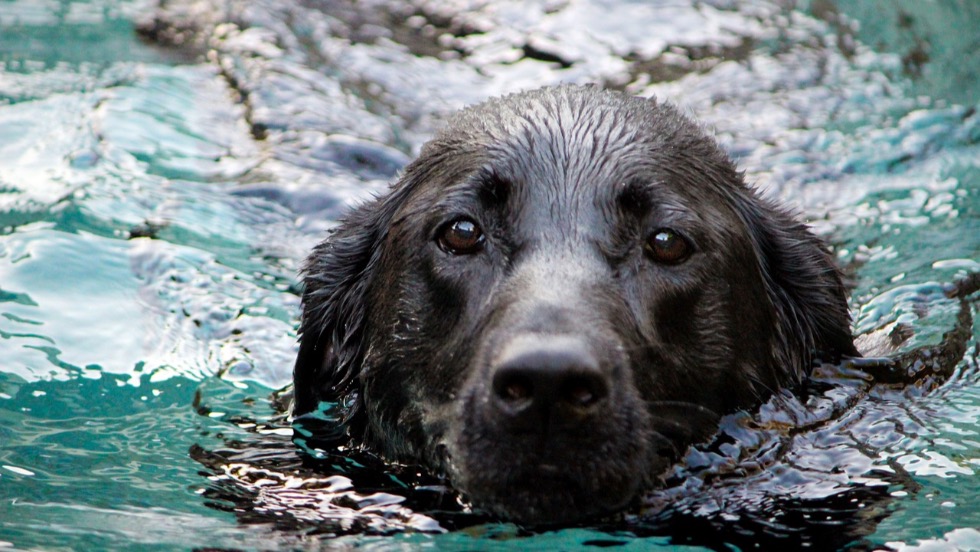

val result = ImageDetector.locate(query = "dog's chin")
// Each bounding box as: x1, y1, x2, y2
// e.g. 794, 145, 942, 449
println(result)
446, 442, 652, 525
456, 466, 641, 525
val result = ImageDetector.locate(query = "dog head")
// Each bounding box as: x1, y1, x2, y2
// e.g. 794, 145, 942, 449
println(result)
293, 85, 856, 524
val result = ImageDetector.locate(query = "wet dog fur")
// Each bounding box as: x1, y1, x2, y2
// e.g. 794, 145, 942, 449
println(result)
292, 85, 857, 524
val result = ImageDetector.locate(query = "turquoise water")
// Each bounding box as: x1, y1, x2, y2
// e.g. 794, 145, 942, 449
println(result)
1, 0, 978, 550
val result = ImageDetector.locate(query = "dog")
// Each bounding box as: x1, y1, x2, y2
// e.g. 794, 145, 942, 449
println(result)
291, 85, 858, 525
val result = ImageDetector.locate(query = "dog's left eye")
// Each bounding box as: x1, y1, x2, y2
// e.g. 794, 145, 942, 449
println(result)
645, 228, 691, 264
437, 218, 485, 255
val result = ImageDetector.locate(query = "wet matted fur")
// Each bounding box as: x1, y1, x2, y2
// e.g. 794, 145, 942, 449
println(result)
292, 85, 857, 524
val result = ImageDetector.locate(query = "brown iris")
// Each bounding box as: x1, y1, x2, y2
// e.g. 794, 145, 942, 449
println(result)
437, 218, 485, 254
645, 228, 691, 264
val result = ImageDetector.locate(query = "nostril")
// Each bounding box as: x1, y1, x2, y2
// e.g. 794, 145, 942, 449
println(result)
492, 370, 537, 418
495, 373, 533, 404
561, 374, 606, 408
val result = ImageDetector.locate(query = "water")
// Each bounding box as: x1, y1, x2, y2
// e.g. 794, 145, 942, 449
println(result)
1, 0, 978, 549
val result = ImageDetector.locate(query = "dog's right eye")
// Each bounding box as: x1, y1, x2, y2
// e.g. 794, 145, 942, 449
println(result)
645, 228, 692, 264
437, 218, 485, 255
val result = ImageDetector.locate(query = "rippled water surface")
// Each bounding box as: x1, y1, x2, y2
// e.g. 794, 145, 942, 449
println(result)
1, 0, 978, 550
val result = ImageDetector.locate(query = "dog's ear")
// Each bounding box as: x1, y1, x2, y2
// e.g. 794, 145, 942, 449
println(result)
730, 190, 859, 387
292, 199, 382, 420
292, 183, 416, 423
292, 136, 472, 435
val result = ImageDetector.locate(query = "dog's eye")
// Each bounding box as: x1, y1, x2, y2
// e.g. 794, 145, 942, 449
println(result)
437, 218, 485, 255
645, 228, 691, 264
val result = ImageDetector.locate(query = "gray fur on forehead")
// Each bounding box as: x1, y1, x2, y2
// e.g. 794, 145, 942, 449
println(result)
435, 85, 701, 146
423, 85, 732, 177
414, 84, 740, 202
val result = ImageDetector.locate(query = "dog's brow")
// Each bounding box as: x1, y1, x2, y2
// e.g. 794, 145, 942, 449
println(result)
475, 169, 512, 206
616, 179, 653, 216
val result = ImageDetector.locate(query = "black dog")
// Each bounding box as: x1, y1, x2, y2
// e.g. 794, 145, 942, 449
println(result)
292, 85, 857, 524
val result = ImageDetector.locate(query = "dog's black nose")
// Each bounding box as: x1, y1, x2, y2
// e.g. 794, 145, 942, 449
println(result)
491, 335, 609, 425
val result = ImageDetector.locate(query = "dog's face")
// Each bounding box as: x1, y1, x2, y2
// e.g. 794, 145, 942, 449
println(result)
293, 86, 856, 524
